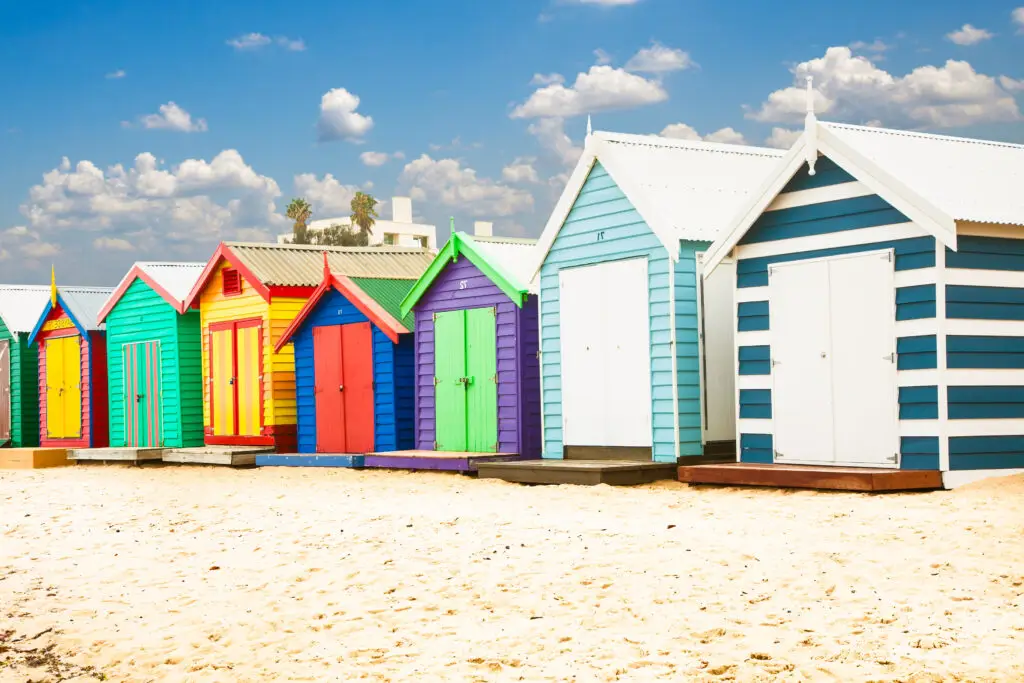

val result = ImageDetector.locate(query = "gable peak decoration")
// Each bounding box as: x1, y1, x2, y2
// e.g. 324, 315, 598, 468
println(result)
804, 76, 818, 176
50, 265, 57, 308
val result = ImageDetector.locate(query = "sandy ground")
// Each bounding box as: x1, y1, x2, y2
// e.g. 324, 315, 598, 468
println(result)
1, 467, 1022, 682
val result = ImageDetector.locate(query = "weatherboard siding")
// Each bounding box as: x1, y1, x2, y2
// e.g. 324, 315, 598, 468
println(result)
1, 318, 39, 448
413, 256, 530, 454
675, 243, 710, 457
539, 162, 675, 462
176, 309, 205, 447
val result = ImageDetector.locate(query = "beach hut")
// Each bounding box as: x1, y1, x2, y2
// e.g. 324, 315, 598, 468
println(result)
0, 286, 52, 447
94, 262, 205, 453
26, 279, 114, 449
693, 89, 1024, 490
362, 225, 541, 472
489, 129, 784, 484
180, 242, 434, 457
266, 253, 429, 465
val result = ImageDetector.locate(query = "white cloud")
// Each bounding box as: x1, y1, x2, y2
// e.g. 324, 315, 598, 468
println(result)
593, 48, 613, 65
105, 69, 126, 79
227, 33, 272, 50
850, 39, 890, 54
748, 46, 1021, 128
293, 173, 361, 215
624, 42, 694, 73
139, 102, 208, 133
528, 117, 584, 166
316, 88, 374, 142
93, 236, 134, 251
765, 127, 802, 149
276, 36, 306, 51
531, 73, 565, 86
659, 123, 747, 145
1000, 76, 1024, 91
21, 241, 60, 258
1015, 7, 1024, 32
399, 155, 534, 217
501, 158, 541, 184
947, 24, 994, 46
512, 65, 667, 118
360, 151, 391, 167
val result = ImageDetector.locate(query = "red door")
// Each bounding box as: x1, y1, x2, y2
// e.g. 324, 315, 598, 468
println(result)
314, 322, 374, 453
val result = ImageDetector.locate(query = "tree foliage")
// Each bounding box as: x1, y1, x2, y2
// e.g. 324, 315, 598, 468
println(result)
350, 191, 379, 236
286, 197, 313, 245
309, 223, 369, 247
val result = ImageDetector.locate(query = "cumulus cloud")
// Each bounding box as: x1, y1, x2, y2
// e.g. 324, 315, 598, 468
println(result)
528, 117, 584, 167
1015, 7, 1024, 32
531, 73, 565, 86
1000, 76, 1024, 92
659, 123, 747, 145
21, 241, 60, 258
399, 155, 534, 217
93, 236, 134, 251
947, 24, 994, 45
227, 33, 306, 51
139, 102, 208, 133
359, 151, 403, 167
747, 46, 1022, 128
512, 65, 667, 118
501, 158, 541, 184
624, 42, 694, 73
764, 127, 802, 149
316, 88, 374, 142
293, 173, 362, 214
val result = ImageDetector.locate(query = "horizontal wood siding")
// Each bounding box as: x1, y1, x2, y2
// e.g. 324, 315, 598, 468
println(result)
393, 334, 416, 450
896, 285, 936, 320
1, 320, 39, 447
539, 162, 674, 462
899, 386, 939, 420
267, 297, 306, 428
948, 336, 1024, 369
901, 437, 940, 470
676, 243, 709, 457
780, 158, 855, 193
946, 236, 1024, 271
738, 345, 771, 375
946, 285, 1024, 320
948, 386, 1024, 419
949, 436, 1024, 470
897, 335, 938, 370
176, 310, 205, 447
414, 256, 523, 454
739, 433, 773, 463
737, 301, 769, 331
518, 296, 542, 459
740, 194, 911, 245
739, 389, 772, 419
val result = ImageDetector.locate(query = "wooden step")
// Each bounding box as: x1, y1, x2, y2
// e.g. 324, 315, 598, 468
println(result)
478, 459, 677, 486
364, 450, 520, 472
163, 445, 273, 466
0, 448, 71, 469
69, 448, 165, 462
678, 463, 943, 492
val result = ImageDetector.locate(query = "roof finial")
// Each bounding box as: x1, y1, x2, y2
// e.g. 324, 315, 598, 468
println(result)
804, 75, 818, 176
586, 115, 593, 140
50, 265, 57, 307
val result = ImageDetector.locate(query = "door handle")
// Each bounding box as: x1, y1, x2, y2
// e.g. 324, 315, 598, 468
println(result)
137, 394, 144, 402
229, 377, 235, 385
339, 384, 344, 392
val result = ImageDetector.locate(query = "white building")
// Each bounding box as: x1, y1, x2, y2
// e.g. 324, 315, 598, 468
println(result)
277, 196, 438, 249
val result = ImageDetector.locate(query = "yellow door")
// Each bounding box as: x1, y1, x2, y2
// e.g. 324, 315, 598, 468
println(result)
236, 324, 262, 437
45, 337, 81, 439
210, 327, 236, 436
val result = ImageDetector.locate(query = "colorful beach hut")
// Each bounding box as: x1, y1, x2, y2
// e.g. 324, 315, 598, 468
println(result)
694, 100, 1024, 491
525, 129, 783, 475
370, 228, 540, 472
269, 253, 430, 463
0, 286, 52, 447
182, 242, 434, 453
96, 262, 205, 450
27, 281, 114, 449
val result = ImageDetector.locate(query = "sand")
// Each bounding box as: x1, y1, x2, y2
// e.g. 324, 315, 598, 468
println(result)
1, 466, 1023, 682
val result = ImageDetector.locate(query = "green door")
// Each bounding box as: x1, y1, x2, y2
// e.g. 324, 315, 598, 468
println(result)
433, 308, 498, 452
123, 341, 160, 448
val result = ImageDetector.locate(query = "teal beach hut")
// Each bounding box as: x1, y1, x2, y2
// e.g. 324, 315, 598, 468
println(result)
0, 286, 52, 447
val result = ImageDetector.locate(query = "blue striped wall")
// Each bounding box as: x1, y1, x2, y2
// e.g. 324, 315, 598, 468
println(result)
738, 345, 771, 375
947, 285, 1024, 320
739, 195, 911, 245
539, 162, 676, 462
901, 437, 940, 470
899, 386, 938, 419
948, 336, 1024, 368
737, 301, 769, 331
948, 386, 1024, 419
946, 236, 1024, 272
897, 335, 937, 370
674, 243, 711, 457
739, 389, 772, 419
896, 285, 936, 321
949, 436, 1024, 470
739, 433, 773, 463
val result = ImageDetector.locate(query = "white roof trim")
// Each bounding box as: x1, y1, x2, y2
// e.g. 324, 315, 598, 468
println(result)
527, 134, 683, 282
703, 122, 959, 276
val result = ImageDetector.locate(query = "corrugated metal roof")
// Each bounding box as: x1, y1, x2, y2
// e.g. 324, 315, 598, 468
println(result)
60, 287, 116, 331
350, 277, 417, 330
823, 122, 1024, 227
0, 285, 53, 334
465, 235, 540, 294
597, 131, 787, 242
137, 262, 205, 305
225, 242, 435, 286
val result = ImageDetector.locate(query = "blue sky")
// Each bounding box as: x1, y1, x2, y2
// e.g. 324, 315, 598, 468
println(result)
1, 0, 1022, 284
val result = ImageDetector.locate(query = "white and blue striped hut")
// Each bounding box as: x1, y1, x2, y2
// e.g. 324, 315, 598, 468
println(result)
702, 85, 1024, 489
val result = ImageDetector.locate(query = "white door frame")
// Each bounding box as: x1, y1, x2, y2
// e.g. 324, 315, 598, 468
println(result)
696, 252, 737, 444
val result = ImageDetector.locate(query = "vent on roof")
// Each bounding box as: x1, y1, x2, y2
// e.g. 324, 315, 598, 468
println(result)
222, 268, 242, 297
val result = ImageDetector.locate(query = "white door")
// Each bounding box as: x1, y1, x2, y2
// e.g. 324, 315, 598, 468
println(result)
560, 258, 652, 448
828, 252, 899, 466
770, 259, 834, 463
697, 254, 737, 443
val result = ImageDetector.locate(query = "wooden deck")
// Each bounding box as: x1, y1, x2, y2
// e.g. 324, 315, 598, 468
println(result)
69, 448, 165, 463
363, 450, 521, 472
678, 463, 943, 492
255, 454, 365, 468
477, 459, 678, 486
0, 448, 71, 469
163, 445, 274, 467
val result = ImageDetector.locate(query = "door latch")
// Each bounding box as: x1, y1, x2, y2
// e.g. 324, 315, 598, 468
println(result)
883, 353, 896, 363
339, 384, 344, 392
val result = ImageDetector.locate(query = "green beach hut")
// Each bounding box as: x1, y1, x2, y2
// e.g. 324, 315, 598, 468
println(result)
0, 285, 52, 447
96, 262, 205, 449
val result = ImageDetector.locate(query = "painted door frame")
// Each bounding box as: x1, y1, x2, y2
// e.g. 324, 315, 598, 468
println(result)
122, 340, 162, 448
313, 322, 376, 453
433, 307, 499, 452
208, 318, 264, 439
695, 252, 737, 445
0, 339, 10, 444
45, 333, 84, 441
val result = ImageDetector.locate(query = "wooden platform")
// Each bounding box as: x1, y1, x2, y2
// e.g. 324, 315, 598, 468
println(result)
0, 448, 71, 469
477, 459, 678, 486
255, 454, 365, 468
69, 447, 165, 463
163, 445, 274, 466
363, 450, 521, 472
678, 463, 943, 492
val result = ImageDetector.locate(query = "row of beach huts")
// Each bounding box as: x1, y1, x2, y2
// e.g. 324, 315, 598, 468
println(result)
2, 108, 1023, 491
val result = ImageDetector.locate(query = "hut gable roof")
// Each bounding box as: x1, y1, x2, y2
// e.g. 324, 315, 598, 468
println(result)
28, 286, 115, 344
0, 285, 53, 335
97, 262, 205, 322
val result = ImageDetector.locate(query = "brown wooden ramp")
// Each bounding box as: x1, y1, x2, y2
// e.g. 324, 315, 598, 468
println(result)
678, 463, 943, 492
477, 459, 677, 486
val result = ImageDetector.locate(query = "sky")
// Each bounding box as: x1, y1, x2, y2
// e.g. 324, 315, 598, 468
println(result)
0, 0, 1022, 285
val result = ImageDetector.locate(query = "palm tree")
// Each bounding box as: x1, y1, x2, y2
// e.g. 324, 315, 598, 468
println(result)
286, 197, 313, 245
349, 192, 379, 238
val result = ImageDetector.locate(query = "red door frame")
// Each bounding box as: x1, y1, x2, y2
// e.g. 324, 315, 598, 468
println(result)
208, 318, 264, 442
313, 322, 375, 453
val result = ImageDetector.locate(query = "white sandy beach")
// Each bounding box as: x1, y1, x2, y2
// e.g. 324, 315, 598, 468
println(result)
1, 466, 1022, 682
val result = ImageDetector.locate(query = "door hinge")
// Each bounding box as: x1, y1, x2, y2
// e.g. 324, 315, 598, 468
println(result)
433, 313, 438, 322
883, 353, 896, 363
492, 306, 497, 315
493, 373, 498, 383
889, 453, 898, 463
434, 376, 440, 385
434, 440, 439, 450
536, 350, 541, 360
493, 442, 499, 451
774, 450, 783, 459
371, 380, 376, 390
771, 359, 781, 367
